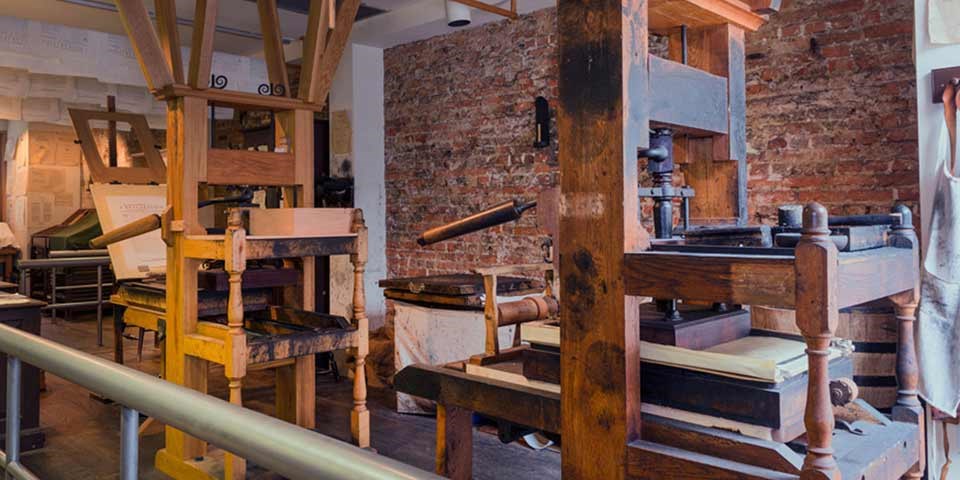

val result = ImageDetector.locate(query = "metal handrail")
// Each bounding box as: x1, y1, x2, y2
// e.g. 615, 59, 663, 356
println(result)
0, 323, 437, 480
18, 256, 112, 346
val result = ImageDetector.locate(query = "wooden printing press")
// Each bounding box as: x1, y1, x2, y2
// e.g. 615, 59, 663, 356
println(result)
395, 188, 922, 478
73, 101, 370, 480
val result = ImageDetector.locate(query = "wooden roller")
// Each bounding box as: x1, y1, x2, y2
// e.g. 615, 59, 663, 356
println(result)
497, 295, 558, 326
90, 213, 162, 248
830, 378, 859, 406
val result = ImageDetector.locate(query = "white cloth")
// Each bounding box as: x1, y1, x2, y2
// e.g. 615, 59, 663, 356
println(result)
918, 114, 960, 415
930, 0, 960, 44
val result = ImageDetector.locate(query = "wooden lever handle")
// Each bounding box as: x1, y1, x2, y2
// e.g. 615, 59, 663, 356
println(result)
90, 213, 162, 248
945, 82, 957, 174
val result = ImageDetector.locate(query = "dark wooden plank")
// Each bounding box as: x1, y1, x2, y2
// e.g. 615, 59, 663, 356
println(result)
393, 364, 560, 434
244, 236, 356, 260
648, 55, 728, 135
557, 0, 648, 477
383, 290, 484, 309
624, 251, 796, 308
378, 274, 543, 296
626, 440, 798, 479
641, 414, 803, 474
246, 328, 356, 363
196, 268, 299, 291
436, 404, 473, 480
837, 247, 915, 308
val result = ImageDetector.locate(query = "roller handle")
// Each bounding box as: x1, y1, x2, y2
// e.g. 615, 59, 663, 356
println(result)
90, 213, 162, 248
417, 199, 537, 246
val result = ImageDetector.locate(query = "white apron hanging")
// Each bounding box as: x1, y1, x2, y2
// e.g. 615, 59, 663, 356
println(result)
918, 109, 960, 416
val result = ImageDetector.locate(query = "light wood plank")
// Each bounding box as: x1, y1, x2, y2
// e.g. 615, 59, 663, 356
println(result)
115, 0, 175, 91
154, 0, 184, 84
188, 0, 219, 89
301, 0, 362, 105
298, 0, 332, 102
205, 148, 297, 186
257, 0, 290, 97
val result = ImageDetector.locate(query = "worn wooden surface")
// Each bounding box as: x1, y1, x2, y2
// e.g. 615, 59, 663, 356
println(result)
436, 404, 473, 480
557, 0, 648, 477
379, 274, 543, 296
153, 0, 183, 84
642, 415, 803, 474
648, 0, 765, 33
794, 204, 840, 480
627, 440, 797, 479
625, 251, 796, 307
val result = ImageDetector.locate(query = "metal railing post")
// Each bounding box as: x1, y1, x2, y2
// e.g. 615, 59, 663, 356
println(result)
49, 270, 55, 320
96, 265, 103, 347
6, 356, 20, 471
120, 407, 138, 480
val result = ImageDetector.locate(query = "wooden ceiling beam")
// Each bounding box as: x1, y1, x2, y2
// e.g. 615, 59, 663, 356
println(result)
450, 0, 518, 20
114, 0, 175, 92
257, 0, 291, 97
154, 0, 184, 84
188, 0, 219, 89
298, 0, 334, 103
301, 0, 362, 106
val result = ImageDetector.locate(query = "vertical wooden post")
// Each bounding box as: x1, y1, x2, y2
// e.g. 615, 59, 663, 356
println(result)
888, 204, 924, 479
223, 209, 247, 480
350, 210, 370, 449
482, 274, 499, 356
160, 95, 208, 465
557, 0, 648, 478
795, 203, 840, 480
436, 404, 473, 480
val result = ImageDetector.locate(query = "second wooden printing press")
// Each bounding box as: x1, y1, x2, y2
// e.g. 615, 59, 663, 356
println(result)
394, 197, 923, 479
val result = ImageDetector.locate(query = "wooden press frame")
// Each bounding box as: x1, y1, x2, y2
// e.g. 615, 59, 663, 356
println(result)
112, 0, 368, 479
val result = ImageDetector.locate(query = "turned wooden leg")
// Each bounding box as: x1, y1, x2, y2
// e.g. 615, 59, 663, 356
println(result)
436, 404, 472, 480
113, 306, 126, 364
796, 203, 841, 480
892, 294, 924, 479
350, 210, 370, 448
224, 377, 246, 480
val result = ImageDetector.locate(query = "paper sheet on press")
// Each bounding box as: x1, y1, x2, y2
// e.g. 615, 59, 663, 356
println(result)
640, 336, 847, 383
930, 0, 960, 44
89, 183, 166, 280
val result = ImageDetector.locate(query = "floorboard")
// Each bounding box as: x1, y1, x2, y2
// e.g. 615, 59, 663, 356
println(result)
21, 314, 561, 479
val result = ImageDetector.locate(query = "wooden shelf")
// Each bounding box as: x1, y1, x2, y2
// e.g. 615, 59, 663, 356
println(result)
649, 0, 765, 33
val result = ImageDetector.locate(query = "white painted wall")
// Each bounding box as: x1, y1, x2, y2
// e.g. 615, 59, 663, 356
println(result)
914, 1, 960, 478
329, 43, 387, 330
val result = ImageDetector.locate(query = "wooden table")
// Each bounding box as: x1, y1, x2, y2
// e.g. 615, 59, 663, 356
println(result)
0, 294, 45, 452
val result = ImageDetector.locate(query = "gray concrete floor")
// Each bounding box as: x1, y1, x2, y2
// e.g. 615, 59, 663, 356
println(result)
19, 314, 561, 479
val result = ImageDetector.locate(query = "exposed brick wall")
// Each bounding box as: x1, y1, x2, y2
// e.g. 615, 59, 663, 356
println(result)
385, 8, 558, 277
745, 0, 918, 223
384, 2, 918, 277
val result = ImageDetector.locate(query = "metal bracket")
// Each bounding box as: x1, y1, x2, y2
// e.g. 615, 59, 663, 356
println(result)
932, 66, 960, 104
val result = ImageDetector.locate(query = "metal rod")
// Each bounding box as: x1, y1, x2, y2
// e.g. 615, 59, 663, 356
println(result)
6, 356, 20, 466
49, 269, 56, 320
120, 407, 138, 480
51, 283, 114, 291
19, 257, 111, 269
97, 265, 103, 347
40, 300, 108, 312
47, 249, 109, 258
0, 324, 438, 480
681, 24, 688, 65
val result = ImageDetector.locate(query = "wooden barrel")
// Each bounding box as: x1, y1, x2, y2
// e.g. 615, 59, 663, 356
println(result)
752, 301, 898, 409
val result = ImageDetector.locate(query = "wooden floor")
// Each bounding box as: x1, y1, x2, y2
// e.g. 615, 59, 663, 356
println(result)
20, 314, 561, 479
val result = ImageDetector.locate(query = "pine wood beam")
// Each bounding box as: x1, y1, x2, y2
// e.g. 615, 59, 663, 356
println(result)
257, 0, 290, 97
154, 0, 184, 84
298, 0, 334, 102
114, 0, 175, 91
188, 0, 219, 89
301, 0, 362, 106
450, 0, 518, 19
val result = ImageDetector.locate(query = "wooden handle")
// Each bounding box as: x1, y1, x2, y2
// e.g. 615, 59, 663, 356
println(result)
90, 213, 162, 248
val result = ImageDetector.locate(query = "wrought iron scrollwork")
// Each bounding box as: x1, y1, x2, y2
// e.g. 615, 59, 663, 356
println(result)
258, 83, 286, 96
210, 74, 228, 89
